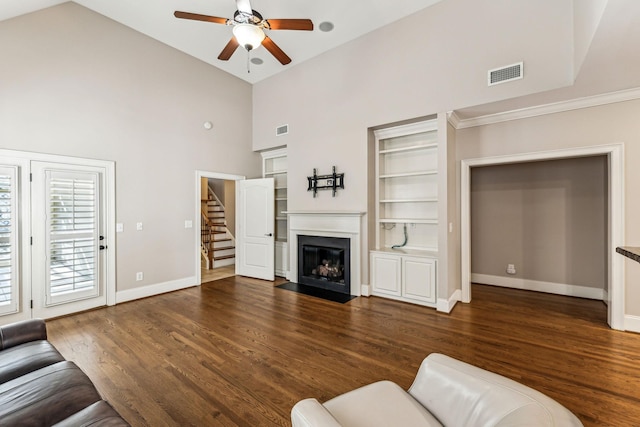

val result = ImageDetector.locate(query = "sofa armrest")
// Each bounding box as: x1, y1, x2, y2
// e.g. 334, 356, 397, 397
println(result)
291, 398, 343, 427
0, 318, 47, 350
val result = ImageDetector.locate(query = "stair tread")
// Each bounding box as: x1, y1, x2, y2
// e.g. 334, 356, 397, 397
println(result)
214, 254, 236, 261
213, 246, 235, 251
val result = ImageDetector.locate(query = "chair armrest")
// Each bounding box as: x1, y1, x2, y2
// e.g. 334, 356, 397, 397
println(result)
0, 318, 47, 350
291, 398, 343, 427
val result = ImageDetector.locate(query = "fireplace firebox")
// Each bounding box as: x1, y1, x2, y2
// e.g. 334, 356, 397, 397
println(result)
297, 235, 350, 294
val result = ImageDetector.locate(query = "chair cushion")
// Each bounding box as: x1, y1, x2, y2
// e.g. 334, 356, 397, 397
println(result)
0, 340, 65, 384
324, 380, 443, 427
53, 400, 130, 427
0, 361, 102, 426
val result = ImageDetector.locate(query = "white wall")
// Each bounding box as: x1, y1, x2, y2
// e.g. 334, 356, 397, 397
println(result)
0, 3, 261, 294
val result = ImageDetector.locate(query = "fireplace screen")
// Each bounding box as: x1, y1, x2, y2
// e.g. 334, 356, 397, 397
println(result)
298, 235, 350, 294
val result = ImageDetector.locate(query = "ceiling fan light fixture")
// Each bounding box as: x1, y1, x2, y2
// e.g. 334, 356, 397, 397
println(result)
233, 23, 265, 51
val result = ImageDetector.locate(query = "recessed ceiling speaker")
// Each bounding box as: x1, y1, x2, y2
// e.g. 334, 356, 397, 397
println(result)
488, 62, 523, 86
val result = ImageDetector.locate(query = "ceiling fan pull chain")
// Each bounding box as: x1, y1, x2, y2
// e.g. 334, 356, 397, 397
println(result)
247, 51, 251, 73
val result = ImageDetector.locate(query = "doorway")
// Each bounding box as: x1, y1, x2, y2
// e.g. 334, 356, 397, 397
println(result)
461, 144, 624, 330
195, 171, 244, 285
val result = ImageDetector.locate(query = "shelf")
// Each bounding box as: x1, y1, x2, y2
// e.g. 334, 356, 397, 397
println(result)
276, 216, 287, 221
379, 143, 437, 155
380, 198, 438, 203
275, 197, 287, 201
379, 171, 437, 179
379, 218, 438, 224
265, 170, 287, 176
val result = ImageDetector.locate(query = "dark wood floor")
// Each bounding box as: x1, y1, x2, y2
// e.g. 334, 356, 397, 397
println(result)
46, 276, 640, 426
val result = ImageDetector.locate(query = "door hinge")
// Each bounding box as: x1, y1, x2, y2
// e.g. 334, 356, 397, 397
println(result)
30, 173, 32, 182
30, 300, 33, 309
30, 236, 33, 245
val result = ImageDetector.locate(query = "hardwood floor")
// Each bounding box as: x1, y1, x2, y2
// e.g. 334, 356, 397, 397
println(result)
46, 277, 640, 426
200, 265, 236, 284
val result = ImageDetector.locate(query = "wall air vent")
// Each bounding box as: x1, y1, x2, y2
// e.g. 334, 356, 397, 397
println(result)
276, 124, 289, 136
488, 62, 523, 86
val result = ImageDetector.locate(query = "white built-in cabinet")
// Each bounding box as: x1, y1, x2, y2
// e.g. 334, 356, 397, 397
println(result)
370, 120, 438, 307
261, 148, 288, 277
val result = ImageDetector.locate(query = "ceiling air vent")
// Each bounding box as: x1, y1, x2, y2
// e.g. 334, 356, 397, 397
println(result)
276, 124, 289, 136
488, 62, 523, 86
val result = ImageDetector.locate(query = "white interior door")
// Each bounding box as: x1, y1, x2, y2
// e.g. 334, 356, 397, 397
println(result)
31, 162, 108, 319
236, 178, 275, 281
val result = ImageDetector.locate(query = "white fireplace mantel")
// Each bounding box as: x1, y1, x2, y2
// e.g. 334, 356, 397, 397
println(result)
286, 211, 366, 296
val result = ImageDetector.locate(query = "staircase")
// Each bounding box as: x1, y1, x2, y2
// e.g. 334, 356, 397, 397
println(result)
201, 189, 235, 269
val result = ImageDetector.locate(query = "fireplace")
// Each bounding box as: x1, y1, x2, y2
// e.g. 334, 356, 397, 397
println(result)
298, 235, 350, 294
287, 211, 365, 297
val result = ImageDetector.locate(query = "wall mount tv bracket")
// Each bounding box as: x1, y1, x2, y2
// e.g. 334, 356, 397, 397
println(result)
307, 166, 345, 197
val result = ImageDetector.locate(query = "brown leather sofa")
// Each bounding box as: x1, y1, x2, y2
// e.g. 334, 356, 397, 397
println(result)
0, 318, 129, 426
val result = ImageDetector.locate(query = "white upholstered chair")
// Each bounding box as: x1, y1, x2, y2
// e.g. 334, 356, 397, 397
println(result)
291, 353, 583, 427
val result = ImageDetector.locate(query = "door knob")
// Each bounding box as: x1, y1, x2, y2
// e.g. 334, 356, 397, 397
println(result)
265, 233, 273, 236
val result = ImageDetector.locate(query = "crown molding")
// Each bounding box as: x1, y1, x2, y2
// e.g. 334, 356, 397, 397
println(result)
452, 87, 640, 129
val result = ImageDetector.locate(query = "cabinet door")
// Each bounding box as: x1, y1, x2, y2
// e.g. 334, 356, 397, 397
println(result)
371, 253, 401, 297
402, 256, 436, 304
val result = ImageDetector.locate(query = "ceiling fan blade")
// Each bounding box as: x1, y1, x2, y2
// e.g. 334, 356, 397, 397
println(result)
218, 37, 240, 61
262, 36, 291, 65
174, 11, 229, 25
266, 19, 314, 31
236, 0, 252, 15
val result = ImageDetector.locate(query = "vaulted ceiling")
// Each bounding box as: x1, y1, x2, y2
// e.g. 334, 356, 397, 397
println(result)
3, 0, 640, 116
0, 0, 444, 84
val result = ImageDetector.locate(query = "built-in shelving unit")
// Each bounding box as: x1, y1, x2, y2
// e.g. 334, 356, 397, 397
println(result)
375, 120, 439, 252
261, 148, 288, 277
370, 120, 439, 307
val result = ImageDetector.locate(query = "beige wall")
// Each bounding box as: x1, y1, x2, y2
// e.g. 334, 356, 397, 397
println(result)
0, 4, 261, 292
253, 0, 574, 210
470, 157, 607, 289
457, 98, 640, 316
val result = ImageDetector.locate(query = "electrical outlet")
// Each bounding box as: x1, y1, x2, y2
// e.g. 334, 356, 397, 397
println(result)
506, 264, 516, 275
136, 272, 143, 281
136, 222, 143, 231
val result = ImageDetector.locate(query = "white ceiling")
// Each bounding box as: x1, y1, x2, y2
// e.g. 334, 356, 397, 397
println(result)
0, 0, 444, 84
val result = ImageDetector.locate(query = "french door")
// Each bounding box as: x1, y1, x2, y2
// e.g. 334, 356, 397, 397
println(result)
31, 163, 108, 319
0, 152, 114, 325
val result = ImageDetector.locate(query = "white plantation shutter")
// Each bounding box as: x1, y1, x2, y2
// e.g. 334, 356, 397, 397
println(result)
0, 166, 19, 315
45, 170, 100, 305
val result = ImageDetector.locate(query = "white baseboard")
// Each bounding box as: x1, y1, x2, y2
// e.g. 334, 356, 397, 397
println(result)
624, 315, 640, 333
116, 276, 198, 304
471, 274, 605, 300
437, 289, 461, 313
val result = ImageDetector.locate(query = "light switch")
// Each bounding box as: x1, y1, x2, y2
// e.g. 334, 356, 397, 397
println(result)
136, 222, 143, 231
116, 223, 124, 233
185, 220, 193, 229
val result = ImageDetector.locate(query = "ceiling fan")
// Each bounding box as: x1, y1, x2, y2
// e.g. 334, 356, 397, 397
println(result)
174, 0, 314, 66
